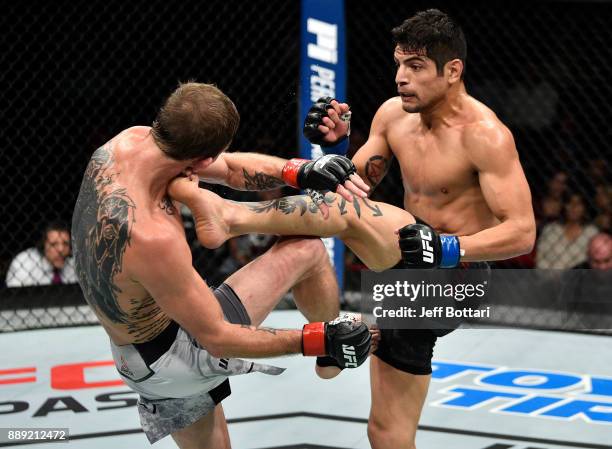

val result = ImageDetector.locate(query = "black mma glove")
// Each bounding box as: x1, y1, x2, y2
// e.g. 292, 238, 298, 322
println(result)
398, 223, 461, 268
282, 154, 356, 192
302, 314, 371, 369
303, 97, 351, 152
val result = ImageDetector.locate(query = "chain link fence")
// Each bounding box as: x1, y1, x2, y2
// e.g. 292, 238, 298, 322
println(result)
1, 1, 610, 332
0, 0, 299, 330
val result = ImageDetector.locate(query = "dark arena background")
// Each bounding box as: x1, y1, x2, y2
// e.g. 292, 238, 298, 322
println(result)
0, 1, 611, 448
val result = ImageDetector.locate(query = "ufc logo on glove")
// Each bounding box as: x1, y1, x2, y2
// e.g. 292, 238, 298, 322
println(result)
342, 344, 358, 368
420, 230, 434, 263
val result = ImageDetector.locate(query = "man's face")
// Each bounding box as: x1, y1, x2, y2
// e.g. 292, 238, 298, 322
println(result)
44, 230, 71, 269
589, 236, 612, 270
394, 46, 447, 113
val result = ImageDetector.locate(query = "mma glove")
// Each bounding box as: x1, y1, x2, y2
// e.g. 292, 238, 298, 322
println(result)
398, 223, 461, 269
302, 314, 371, 369
303, 96, 351, 154
282, 154, 356, 192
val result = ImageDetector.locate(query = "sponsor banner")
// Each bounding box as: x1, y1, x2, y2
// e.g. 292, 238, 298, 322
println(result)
300, 0, 346, 290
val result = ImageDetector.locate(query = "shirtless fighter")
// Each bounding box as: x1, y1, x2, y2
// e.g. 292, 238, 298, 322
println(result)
300, 9, 536, 448
71, 82, 372, 447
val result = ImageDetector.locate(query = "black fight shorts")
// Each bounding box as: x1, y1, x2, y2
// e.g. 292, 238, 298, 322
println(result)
373, 251, 491, 375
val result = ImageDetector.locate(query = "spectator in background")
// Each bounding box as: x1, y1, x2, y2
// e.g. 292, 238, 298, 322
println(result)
5, 222, 77, 287
565, 233, 612, 324
536, 193, 599, 269
535, 171, 568, 229
573, 233, 612, 270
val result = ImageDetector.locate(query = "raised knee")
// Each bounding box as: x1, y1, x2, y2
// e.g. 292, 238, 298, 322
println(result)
278, 236, 329, 267
368, 419, 416, 449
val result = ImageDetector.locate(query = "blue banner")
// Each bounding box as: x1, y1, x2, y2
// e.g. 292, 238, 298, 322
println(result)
300, 0, 346, 294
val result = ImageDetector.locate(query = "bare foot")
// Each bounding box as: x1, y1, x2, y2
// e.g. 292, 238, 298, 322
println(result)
168, 176, 232, 249
167, 175, 201, 204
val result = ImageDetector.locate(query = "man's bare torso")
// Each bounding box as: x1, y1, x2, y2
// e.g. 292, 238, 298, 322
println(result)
72, 127, 179, 345
384, 95, 502, 235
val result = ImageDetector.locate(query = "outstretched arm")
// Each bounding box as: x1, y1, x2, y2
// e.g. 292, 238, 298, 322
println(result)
198, 151, 369, 201
129, 234, 370, 366
130, 235, 300, 358
198, 152, 287, 191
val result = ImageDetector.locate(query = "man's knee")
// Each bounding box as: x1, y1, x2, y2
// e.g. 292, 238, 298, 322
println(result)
276, 236, 330, 269
367, 417, 416, 449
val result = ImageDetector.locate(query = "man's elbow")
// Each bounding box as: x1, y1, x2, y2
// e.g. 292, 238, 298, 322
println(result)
200, 340, 224, 359
194, 329, 229, 359
206, 345, 226, 359
514, 218, 536, 256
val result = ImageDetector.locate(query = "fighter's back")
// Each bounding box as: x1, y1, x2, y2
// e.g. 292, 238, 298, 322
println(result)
72, 127, 178, 344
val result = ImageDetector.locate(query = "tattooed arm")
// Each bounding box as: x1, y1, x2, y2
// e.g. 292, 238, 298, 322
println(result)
130, 232, 303, 358
198, 152, 287, 191
351, 101, 395, 191
197, 152, 370, 203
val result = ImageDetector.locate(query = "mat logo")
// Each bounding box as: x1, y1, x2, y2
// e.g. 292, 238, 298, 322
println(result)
430, 360, 612, 425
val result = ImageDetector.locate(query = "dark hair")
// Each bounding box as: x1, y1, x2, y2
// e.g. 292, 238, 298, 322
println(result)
36, 222, 70, 254
151, 82, 240, 160
391, 9, 467, 79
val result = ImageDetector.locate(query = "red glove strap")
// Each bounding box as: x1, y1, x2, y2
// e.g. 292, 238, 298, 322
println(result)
282, 158, 308, 188
302, 322, 326, 356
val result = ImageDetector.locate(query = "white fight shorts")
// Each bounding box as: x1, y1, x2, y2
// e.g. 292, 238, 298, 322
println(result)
110, 283, 284, 443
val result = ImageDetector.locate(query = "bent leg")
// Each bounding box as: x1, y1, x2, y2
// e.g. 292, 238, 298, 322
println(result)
171, 404, 231, 449
223, 236, 339, 327
223, 235, 342, 379
368, 357, 430, 449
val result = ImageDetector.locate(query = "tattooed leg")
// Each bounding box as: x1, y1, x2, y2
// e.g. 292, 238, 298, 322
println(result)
168, 176, 416, 271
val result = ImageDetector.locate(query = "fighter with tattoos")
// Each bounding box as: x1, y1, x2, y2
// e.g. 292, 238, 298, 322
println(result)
71, 82, 372, 447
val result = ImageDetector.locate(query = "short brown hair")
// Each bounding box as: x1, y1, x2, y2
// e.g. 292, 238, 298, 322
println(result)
152, 82, 240, 160
392, 9, 467, 79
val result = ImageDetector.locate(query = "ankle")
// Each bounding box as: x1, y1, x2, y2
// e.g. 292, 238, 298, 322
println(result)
222, 202, 240, 236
